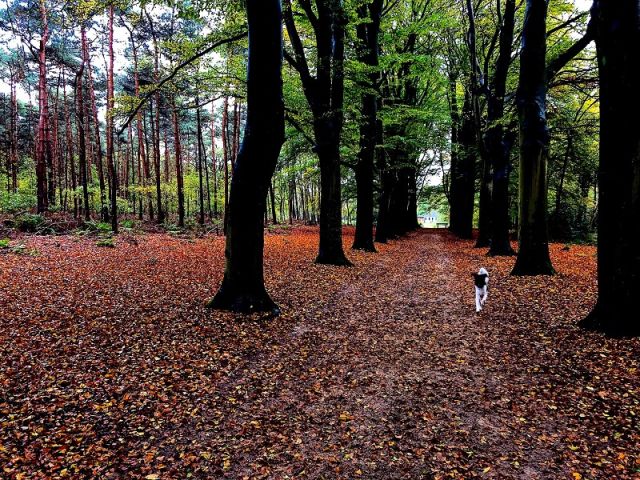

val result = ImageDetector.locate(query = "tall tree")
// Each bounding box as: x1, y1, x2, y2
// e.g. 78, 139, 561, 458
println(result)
352, 0, 382, 252
580, 0, 640, 336
35, 0, 52, 213
106, 2, 118, 232
284, 0, 352, 265
82, 26, 107, 220
486, 0, 517, 256
511, 0, 555, 275
207, 0, 284, 313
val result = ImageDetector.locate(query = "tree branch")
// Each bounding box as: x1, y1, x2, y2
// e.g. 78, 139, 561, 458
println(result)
546, 16, 595, 83
116, 30, 247, 136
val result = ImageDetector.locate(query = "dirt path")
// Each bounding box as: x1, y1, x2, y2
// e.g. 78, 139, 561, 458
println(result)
216, 230, 637, 479
1, 228, 638, 479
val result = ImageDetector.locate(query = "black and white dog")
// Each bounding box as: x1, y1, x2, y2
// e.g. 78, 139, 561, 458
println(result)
473, 267, 489, 313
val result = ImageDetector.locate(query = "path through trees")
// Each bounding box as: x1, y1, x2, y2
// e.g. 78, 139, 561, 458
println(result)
1, 228, 637, 478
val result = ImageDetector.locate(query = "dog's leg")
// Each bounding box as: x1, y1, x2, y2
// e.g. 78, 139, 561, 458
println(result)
481, 287, 488, 306
475, 287, 482, 312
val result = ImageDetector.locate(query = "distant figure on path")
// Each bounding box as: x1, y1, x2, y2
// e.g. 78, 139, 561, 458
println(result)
473, 268, 490, 313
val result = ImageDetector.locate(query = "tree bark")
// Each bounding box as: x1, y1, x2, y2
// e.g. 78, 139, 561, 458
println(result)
172, 99, 185, 228
207, 0, 284, 313
449, 92, 476, 239
196, 102, 205, 225
36, 0, 52, 213
82, 26, 107, 220
511, 0, 555, 276
485, 1, 517, 255
106, 3, 118, 233
284, 0, 351, 265
75, 54, 90, 221
580, 0, 640, 336
352, 0, 382, 252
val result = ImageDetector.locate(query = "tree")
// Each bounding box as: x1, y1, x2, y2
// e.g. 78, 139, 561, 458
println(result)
486, 0, 517, 256
352, 0, 382, 252
35, 0, 52, 213
284, 0, 352, 265
511, 0, 555, 276
206, 0, 285, 313
106, 2, 118, 232
579, 0, 640, 336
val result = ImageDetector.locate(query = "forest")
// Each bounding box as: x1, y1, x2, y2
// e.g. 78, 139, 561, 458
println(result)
1, 0, 639, 478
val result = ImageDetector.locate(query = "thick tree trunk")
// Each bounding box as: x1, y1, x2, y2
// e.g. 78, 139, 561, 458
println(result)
207, 0, 284, 313
486, 0, 517, 255
315, 120, 352, 265
449, 93, 476, 239
474, 143, 492, 247
352, 0, 382, 252
580, 0, 640, 336
512, 0, 555, 276
283, 0, 351, 265
375, 115, 393, 243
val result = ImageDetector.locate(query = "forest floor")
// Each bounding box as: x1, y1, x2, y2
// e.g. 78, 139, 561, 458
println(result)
1, 227, 639, 479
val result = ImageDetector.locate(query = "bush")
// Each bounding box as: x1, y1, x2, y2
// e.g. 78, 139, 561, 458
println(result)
0, 191, 35, 214
96, 238, 115, 248
15, 214, 46, 233
121, 219, 136, 230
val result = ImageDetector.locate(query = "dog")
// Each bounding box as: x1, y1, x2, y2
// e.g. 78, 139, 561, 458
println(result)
472, 267, 489, 313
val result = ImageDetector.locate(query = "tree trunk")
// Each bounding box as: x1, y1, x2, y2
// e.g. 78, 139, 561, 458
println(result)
172, 99, 185, 228
211, 103, 218, 217
222, 96, 230, 232
511, 0, 555, 276
315, 119, 351, 265
75, 57, 89, 221
269, 183, 278, 224
283, 0, 351, 265
106, 4, 118, 232
197, 102, 205, 225
485, 0, 517, 255
207, 0, 284, 313
352, 0, 382, 252
375, 117, 393, 243
147, 9, 164, 224
580, 0, 640, 336
82, 26, 106, 220
449, 93, 476, 239
36, 0, 51, 213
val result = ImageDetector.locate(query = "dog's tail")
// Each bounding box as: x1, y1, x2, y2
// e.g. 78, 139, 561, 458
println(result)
478, 267, 488, 276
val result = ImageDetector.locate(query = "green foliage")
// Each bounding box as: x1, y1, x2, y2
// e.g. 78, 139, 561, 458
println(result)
0, 190, 36, 214
96, 237, 115, 248
14, 214, 46, 233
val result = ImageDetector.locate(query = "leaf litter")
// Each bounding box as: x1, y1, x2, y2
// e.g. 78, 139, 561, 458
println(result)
0, 227, 638, 479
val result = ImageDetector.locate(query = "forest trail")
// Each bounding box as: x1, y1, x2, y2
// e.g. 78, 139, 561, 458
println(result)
1, 228, 638, 479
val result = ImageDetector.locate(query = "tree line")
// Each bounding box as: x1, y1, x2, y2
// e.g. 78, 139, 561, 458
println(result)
0, 0, 637, 335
